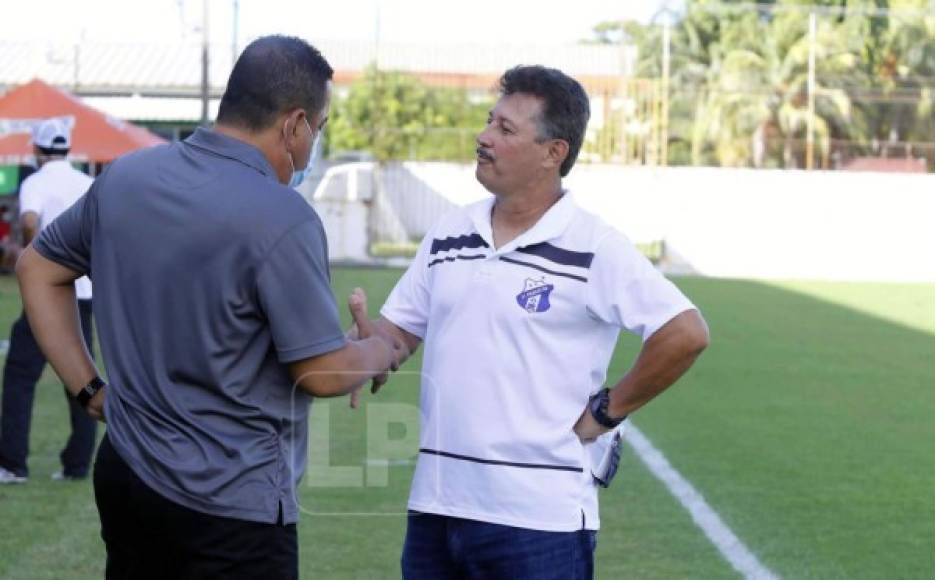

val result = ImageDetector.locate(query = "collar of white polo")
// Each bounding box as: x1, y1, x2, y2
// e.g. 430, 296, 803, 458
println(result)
467, 191, 577, 254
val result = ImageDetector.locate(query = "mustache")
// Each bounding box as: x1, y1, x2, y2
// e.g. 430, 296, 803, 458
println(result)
476, 147, 494, 162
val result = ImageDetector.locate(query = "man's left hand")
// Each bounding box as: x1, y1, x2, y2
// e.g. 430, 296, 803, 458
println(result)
86, 387, 106, 422
573, 405, 609, 442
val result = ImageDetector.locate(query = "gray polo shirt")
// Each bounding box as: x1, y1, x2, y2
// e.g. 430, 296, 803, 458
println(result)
34, 128, 346, 524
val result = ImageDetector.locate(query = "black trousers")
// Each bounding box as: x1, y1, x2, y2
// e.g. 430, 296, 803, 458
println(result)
0, 300, 97, 478
93, 434, 299, 580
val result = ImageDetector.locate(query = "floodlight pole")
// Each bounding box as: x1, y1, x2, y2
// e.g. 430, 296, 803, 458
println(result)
661, 21, 671, 167
806, 12, 817, 170
232, 0, 239, 66
618, 17, 629, 165
201, 0, 211, 127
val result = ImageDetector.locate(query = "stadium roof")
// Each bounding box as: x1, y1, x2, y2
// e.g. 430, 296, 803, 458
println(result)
0, 39, 635, 97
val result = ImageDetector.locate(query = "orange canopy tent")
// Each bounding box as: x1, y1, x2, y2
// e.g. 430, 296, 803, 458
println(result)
0, 79, 165, 164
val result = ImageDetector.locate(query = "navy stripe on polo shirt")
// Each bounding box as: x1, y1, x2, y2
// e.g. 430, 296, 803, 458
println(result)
419, 448, 584, 473
427, 232, 491, 268
429, 233, 489, 255
499, 255, 589, 283
427, 254, 487, 268
516, 241, 595, 269
501, 241, 594, 283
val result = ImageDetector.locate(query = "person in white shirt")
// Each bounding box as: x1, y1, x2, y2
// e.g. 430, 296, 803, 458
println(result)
354, 65, 710, 579
0, 118, 97, 484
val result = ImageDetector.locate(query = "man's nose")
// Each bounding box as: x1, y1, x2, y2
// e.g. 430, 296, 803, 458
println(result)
476, 128, 492, 148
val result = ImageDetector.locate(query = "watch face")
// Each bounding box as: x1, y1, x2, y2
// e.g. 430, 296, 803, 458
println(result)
590, 389, 624, 429
590, 392, 604, 416
77, 380, 102, 407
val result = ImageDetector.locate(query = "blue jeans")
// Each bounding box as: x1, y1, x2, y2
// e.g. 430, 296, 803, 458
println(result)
401, 511, 597, 579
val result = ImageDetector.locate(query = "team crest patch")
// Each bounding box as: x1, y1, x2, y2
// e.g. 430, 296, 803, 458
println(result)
516, 277, 554, 313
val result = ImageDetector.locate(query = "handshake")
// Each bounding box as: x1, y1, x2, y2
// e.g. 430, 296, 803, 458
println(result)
342, 287, 415, 409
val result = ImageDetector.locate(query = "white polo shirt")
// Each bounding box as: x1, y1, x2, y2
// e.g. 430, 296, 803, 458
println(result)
19, 160, 93, 299
381, 192, 696, 532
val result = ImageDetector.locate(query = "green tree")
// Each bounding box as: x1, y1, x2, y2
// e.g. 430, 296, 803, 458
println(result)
834, 0, 935, 163
693, 5, 856, 167
328, 66, 491, 162
586, 0, 935, 170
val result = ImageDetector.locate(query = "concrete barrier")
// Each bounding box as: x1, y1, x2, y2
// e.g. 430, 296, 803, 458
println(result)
310, 161, 935, 282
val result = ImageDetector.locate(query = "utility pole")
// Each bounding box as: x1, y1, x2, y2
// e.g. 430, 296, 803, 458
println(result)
200, 0, 210, 126
618, 16, 629, 164
232, 0, 239, 65
661, 21, 671, 167
806, 12, 817, 170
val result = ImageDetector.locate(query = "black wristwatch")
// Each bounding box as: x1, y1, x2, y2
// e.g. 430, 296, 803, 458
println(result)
76, 376, 106, 408
588, 388, 627, 429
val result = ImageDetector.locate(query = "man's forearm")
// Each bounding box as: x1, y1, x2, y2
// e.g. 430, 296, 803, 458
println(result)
607, 309, 709, 418
374, 317, 421, 365
22, 227, 36, 246
291, 335, 399, 397
16, 247, 98, 396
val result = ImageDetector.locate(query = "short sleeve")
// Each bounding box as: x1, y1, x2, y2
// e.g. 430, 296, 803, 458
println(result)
379, 227, 434, 339
256, 218, 346, 363
32, 188, 96, 277
18, 177, 43, 216
586, 230, 696, 342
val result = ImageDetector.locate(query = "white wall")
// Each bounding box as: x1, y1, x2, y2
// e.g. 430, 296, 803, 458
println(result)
407, 163, 935, 283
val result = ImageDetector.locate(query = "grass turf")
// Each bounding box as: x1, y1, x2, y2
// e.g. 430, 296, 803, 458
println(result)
0, 271, 932, 579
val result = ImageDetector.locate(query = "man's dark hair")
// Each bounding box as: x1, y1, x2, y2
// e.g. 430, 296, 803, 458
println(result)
217, 35, 334, 131
36, 145, 68, 157
499, 65, 590, 177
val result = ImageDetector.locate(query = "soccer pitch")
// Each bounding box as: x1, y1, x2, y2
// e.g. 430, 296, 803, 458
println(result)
0, 270, 932, 579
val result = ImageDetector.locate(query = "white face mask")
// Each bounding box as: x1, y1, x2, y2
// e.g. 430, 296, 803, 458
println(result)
286, 118, 317, 189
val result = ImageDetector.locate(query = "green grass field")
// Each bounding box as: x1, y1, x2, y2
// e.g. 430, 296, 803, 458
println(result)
0, 270, 933, 579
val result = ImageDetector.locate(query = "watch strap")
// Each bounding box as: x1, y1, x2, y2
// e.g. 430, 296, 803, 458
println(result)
76, 376, 106, 408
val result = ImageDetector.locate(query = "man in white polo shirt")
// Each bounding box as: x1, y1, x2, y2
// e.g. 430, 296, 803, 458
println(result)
359, 65, 710, 578
0, 118, 97, 484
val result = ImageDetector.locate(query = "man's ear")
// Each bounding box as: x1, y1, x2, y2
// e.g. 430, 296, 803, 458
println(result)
280, 108, 306, 141
544, 139, 569, 172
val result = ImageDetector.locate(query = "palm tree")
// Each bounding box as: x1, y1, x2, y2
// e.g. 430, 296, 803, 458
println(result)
691, 8, 855, 168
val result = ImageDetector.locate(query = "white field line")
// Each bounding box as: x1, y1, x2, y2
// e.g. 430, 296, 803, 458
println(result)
626, 425, 780, 580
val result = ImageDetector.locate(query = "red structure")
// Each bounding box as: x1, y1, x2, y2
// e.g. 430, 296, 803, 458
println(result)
0, 79, 165, 163
841, 157, 927, 173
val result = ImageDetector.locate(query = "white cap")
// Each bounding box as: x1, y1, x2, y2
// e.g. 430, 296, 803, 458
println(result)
32, 118, 71, 152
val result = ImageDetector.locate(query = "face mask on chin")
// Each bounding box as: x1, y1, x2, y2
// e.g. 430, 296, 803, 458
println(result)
286, 118, 319, 189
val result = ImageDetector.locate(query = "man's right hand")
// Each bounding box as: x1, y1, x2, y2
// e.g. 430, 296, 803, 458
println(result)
347, 288, 404, 408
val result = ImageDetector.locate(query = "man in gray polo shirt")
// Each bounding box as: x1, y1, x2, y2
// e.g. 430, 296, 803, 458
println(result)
15, 36, 399, 579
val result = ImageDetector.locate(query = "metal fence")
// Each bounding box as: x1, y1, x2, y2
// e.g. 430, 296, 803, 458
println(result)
3, 3, 930, 171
